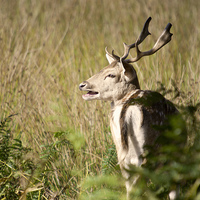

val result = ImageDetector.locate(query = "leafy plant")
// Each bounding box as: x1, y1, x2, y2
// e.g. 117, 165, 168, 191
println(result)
0, 115, 38, 199
0, 117, 87, 199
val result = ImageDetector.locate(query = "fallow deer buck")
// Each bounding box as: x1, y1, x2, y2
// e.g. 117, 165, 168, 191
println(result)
79, 17, 178, 198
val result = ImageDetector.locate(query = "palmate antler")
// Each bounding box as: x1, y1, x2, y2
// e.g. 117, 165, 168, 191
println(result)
105, 17, 173, 63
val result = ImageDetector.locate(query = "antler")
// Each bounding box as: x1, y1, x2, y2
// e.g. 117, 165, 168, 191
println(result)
120, 17, 152, 61
124, 21, 173, 63
106, 17, 173, 63
106, 17, 152, 61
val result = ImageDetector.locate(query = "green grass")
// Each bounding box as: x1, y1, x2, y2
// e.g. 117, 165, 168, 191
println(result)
0, 0, 200, 199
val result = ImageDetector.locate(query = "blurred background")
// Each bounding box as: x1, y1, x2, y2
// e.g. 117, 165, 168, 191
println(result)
0, 0, 200, 199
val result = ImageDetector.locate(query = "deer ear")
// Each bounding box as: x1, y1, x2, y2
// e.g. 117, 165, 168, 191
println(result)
106, 53, 116, 64
119, 61, 136, 82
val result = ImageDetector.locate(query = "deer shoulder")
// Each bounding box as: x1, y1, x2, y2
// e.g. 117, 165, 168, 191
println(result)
110, 89, 178, 163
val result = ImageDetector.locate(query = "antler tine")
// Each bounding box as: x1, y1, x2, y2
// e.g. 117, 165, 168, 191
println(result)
105, 47, 120, 61
105, 47, 113, 57
126, 23, 173, 63
121, 17, 152, 62
111, 50, 120, 60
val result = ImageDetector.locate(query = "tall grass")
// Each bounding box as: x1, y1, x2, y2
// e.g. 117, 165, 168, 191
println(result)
0, 0, 200, 199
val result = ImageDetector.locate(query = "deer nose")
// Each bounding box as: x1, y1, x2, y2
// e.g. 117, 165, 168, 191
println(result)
79, 82, 87, 90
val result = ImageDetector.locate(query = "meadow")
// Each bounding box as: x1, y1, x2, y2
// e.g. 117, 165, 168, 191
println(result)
0, 0, 200, 199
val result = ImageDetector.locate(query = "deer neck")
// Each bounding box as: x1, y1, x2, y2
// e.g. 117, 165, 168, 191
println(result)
111, 87, 140, 109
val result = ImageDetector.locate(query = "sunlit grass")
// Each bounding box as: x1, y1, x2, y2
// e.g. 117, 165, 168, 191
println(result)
0, 0, 200, 199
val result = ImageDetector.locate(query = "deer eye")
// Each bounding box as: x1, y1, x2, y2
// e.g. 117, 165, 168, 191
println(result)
105, 74, 116, 79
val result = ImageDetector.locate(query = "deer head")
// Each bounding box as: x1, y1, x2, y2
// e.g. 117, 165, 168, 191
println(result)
79, 17, 173, 102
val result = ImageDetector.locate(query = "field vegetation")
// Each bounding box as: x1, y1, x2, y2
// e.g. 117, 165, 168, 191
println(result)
0, 0, 200, 199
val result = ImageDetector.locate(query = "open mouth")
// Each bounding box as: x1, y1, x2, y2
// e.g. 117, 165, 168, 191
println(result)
82, 91, 99, 99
